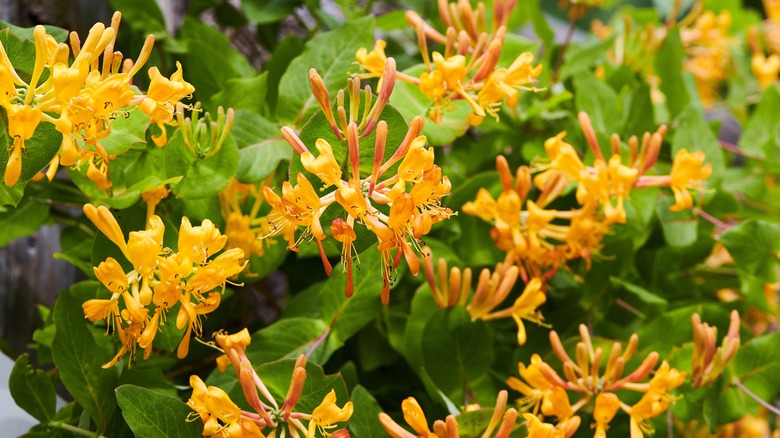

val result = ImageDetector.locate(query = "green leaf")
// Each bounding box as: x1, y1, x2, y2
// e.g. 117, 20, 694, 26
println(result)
720, 219, 780, 283
732, 333, 780, 404
264, 35, 305, 115
0, 195, 50, 247
654, 28, 691, 119
318, 249, 385, 360
165, 130, 239, 199
0, 181, 25, 206
421, 307, 494, 402
9, 353, 56, 423
99, 108, 150, 155
179, 17, 254, 103
210, 73, 269, 116
115, 385, 203, 437
573, 72, 621, 134
655, 196, 698, 248
0, 20, 67, 42
391, 64, 470, 147
241, 0, 302, 24
51, 289, 118, 433
347, 386, 384, 437
402, 288, 439, 371
231, 110, 291, 183
558, 36, 615, 82
108, 0, 166, 38
738, 84, 780, 158
609, 277, 668, 316
245, 317, 328, 365
276, 16, 375, 124
621, 83, 656, 137
118, 367, 177, 397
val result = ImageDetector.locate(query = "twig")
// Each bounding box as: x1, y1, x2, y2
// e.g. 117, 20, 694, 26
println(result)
718, 140, 763, 160
697, 209, 730, 231
733, 378, 780, 416
49, 421, 106, 438
552, 14, 578, 83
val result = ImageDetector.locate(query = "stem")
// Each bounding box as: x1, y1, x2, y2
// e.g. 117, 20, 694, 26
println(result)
667, 408, 674, 438
552, 15, 578, 84
733, 378, 780, 416
718, 140, 763, 160
305, 328, 330, 359
697, 209, 730, 231
49, 422, 106, 438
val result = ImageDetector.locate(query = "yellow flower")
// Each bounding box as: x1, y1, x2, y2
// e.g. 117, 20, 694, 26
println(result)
301, 139, 343, 187
4, 104, 42, 186
83, 204, 128, 254
139, 61, 195, 124
629, 361, 686, 438
593, 393, 620, 438
669, 149, 711, 212
93, 257, 129, 294
178, 217, 228, 263
356, 40, 388, 79
82, 299, 119, 323
752, 53, 780, 90
306, 389, 354, 438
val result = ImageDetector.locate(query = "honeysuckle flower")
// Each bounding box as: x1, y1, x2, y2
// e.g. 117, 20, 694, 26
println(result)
81, 203, 245, 367
626, 361, 686, 438
194, 331, 353, 437
358, 0, 542, 125
141, 184, 170, 221
139, 61, 195, 125
266, 68, 453, 304
467, 112, 707, 282
668, 149, 712, 212
508, 325, 684, 438
691, 310, 740, 387
593, 393, 620, 438
306, 390, 354, 438
0, 13, 194, 187
522, 413, 580, 438
187, 375, 266, 438
355, 40, 387, 79
218, 177, 278, 266
751, 53, 780, 89
379, 391, 517, 438
681, 10, 733, 108
4, 104, 42, 186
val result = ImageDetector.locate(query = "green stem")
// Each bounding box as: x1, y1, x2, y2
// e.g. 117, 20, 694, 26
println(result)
48, 421, 107, 438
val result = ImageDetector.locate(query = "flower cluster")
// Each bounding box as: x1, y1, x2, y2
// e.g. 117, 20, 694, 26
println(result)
508, 325, 686, 438
422, 248, 547, 345
0, 12, 194, 188
188, 329, 353, 437
263, 62, 454, 304
750, 0, 780, 89
592, 7, 733, 107
356, 0, 543, 125
680, 10, 734, 108
219, 177, 277, 265
463, 112, 711, 279
81, 204, 245, 367
379, 390, 518, 438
